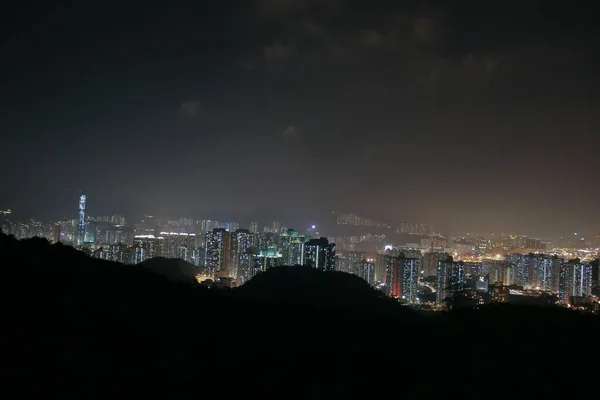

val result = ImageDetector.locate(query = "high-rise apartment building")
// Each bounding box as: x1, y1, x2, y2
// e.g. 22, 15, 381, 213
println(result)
503, 264, 516, 286
303, 238, 336, 271
250, 247, 283, 276
198, 220, 218, 233
335, 213, 388, 228
280, 229, 310, 266
559, 261, 593, 304
589, 259, 599, 291
533, 256, 562, 292
383, 255, 400, 297
133, 234, 156, 263
506, 254, 532, 287
384, 253, 420, 301
204, 228, 232, 275
340, 251, 365, 275
356, 260, 376, 286
156, 232, 197, 264
84, 220, 97, 246
506, 253, 562, 291
231, 229, 252, 283
400, 257, 420, 303
421, 252, 449, 277
51, 223, 61, 243
436, 256, 464, 307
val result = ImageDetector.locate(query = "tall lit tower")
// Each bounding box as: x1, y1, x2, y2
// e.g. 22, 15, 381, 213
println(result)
303, 237, 336, 271
559, 261, 593, 304
436, 255, 465, 307
77, 194, 86, 245
231, 229, 252, 282
204, 228, 232, 276
400, 256, 420, 303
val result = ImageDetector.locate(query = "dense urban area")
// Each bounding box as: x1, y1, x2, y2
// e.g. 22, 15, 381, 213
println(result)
2, 194, 598, 314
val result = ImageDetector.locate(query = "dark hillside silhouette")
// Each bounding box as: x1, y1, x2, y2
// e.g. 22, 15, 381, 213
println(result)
233, 266, 399, 311
2, 232, 599, 398
139, 256, 200, 283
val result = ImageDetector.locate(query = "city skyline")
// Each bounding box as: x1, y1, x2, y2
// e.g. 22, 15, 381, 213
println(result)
1, 194, 599, 243
2, 197, 597, 312
2, 1, 599, 239
1, 190, 598, 315
3, 193, 599, 253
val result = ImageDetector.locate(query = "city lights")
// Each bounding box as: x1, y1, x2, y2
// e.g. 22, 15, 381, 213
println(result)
0, 195, 598, 314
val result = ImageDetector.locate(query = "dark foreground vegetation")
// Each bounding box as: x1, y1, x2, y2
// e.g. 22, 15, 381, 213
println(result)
2, 233, 599, 398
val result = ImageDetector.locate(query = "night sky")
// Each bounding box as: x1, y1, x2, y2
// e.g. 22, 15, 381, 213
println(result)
1, 1, 599, 238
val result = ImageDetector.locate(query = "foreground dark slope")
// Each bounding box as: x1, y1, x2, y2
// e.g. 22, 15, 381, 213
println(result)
2, 233, 599, 398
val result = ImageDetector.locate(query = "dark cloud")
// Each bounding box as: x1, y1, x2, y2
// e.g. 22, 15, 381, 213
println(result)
256, 0, 309, 17
255, 0, 342, 18
180, 101, 202, 116
254, 1, 599, 113
411, 17, 436, 43
263, 43, 298, 61
358, 30, 383, 48
282, 125, 300, 137
1, 0, 599, 238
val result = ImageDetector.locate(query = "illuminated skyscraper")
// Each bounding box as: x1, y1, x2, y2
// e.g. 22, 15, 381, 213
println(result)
506, 253, 562, 291
303, 238, 336, 271
76, 194, 86, 245
51, 223, 61, 243
250, 247, 283, 277
0, 209, 12, 235
376, 247, 400, 285
559, 261, 593, 304
436, 256, 464, 307
84, 221, 97, 246
158, 232, 197, 264
532, 256, 562, 292
133, 235, 156, 263
436, 257, 452, 306
204, 228, 232, 276
421, 252, 449, 277
232, 229, 252, 283
503, 264, 516, 286
384, 255, 400, 297
356, 259, 376, 286
592, 259, 600, 291
506, 253, 533, 288
341, 251, 365, 275
198, 219, 218, 233
205, 229, 222, 273
400, 257, 420, 303
487, 260, 506, 284
386, 254, 420, 301
280, 229, 310, 266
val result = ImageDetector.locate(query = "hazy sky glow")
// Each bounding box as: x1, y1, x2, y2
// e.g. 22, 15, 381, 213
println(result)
1, 1, 599, 238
